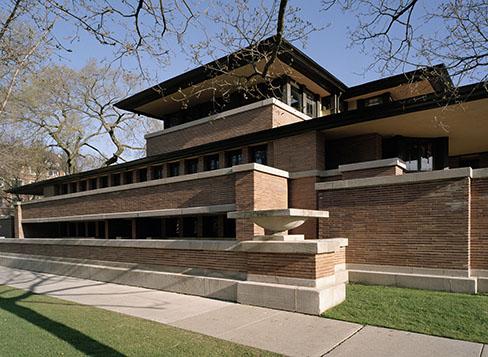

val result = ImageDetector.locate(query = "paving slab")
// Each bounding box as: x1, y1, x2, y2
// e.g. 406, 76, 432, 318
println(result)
0, 266, 484, 357
325, 325, 483, 357
217, 309, 362, 357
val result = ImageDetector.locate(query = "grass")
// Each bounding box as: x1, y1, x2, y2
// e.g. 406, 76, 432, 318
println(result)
323, 283, 488, 344
0, 285, 277, 356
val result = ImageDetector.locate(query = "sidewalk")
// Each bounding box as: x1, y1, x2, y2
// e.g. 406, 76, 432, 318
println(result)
0, 266, 484, 357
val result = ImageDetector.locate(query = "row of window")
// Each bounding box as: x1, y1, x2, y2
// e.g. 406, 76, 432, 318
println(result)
49, 214, 236, 239
55, 145, 268, 195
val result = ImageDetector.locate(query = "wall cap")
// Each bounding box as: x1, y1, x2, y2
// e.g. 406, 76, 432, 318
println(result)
316, 167, 473, 191
338, 158, 406, 172
0, 237, 348, 255
144, 98, 310, 139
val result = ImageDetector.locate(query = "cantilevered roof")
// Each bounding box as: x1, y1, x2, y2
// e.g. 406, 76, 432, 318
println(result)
114, 36, 347, 119
11, 82, 487, 196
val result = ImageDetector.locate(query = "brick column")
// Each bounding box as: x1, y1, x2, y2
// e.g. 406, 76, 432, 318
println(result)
131, 219, 137, 239
14, 203, 24, 239
104, 220, 109, 239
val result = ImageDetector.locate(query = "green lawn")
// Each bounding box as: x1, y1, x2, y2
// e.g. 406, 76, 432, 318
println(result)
0, 285, 277, 356
323, 283, 488, 344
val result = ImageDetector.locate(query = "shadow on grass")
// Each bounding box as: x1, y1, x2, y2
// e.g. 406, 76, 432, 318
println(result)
0, 282, 124, 356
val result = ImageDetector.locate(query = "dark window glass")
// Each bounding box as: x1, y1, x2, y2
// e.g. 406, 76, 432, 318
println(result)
168, 162, 180, 177
152, 165, 164, 179
124, 171, 133, 184
185, 158, 199, 174
89, 178, 97, 190
304, 90, 316, 117
165, 218, 181, 237
203, 216, 219, 237
223, 216, 236, 238
459, 158, 480, 169
61, 184, 69, 194
99, 176, 109, 188
204, 154, 220, 171
138, 168, 148, 182
250, 145, 267, 165
290, 84, 302, 111
182, 217, 198, 237
79, 181, 87, 192
226, 150, 243, 167
111, 173, 121, 186
69, 182, 77, 193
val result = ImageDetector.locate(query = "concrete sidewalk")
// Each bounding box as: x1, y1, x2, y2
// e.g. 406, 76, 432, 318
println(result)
0, 266, 484, 357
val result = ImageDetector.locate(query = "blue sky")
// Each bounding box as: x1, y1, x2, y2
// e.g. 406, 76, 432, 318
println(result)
51, 1, 397, 90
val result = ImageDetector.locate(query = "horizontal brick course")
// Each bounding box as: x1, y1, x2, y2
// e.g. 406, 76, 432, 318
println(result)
318, 178, 471, 270
23, 176, 235, 219
471, 177, 488, 270
0, 242, 342, 280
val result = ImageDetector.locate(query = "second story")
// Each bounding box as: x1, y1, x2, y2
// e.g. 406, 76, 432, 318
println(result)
115, 37, 447, 156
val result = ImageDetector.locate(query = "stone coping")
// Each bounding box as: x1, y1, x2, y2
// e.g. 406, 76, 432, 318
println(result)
144, 98, 310, 139
21, 204, 236, 223
338, 158, 406, 172
22, 163, 289, 206
316, 167, 473, 191
0, 237, 348, 254
227, 209, 329, 219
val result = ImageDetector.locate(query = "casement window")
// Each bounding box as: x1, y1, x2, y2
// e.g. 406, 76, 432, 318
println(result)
250, 145, 267, 165
99, 176, 109, 188
226, 149, 243, 167
203, 216, 219, 237
357, 93, 392, 109
204, 154, 220, 171
185, 158, 199, 174
69, 182, 77, 193
290, 84, 302, 111
168, 162, 180, 177
283, 80, 320, 117
89, 178, 97, 190
138, 168, 148, 182
152, 165, 164, 179
182, 217, 198, 237
123, 171, 133, 184
79, 181, 87, 191
111, 173, 121, 186
383, 136, 448, 172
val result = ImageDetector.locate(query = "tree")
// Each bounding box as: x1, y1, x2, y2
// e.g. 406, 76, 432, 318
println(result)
6, 62, 157, 173
321, 0, 487, 88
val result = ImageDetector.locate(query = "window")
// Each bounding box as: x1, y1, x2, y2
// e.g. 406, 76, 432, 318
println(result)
152, 165, 164, 179
182, 217, 198, 237
226, 150, 243, 167
203, 216, 219, 237
304, 90, 317, 117
358, 93, 392, 109
69, 182, 77, 193
250, 145, 267, 165
61, 183, 69, 195
165, 218, 181, 237
111, 173, 121, 186
290, 84, 302, 111
204, 154, 220, 171
223, 216, 236, 238
79, 181, 87, 192
138, 168, 148, 182
99, 176, 109, 188
89, 178, 97, 190
185, 158, 199, 174
383, 136, 448, 172
123, 171, 133, 184
168, 162, 180, 177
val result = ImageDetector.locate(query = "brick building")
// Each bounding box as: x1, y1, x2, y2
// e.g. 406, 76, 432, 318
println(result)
3, 38, 488, 312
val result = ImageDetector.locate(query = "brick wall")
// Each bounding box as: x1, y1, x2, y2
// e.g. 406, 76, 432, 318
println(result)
289, 177, 319, 238
0, 242, 343, 280
273, 131, 326, 172
22, 175, 235, 219
318, 178, 471, 270
146, 103, 304, 156
471, 177, 488, 270
234, 170, 288, 240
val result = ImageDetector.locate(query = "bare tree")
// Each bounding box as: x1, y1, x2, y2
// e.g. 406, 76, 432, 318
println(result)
321, 0, 487, 89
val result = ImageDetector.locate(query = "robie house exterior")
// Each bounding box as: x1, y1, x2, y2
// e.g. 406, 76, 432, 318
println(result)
3, 38, 488, 314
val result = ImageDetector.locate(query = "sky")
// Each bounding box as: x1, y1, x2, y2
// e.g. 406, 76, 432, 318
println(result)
50, 1, 397, 91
